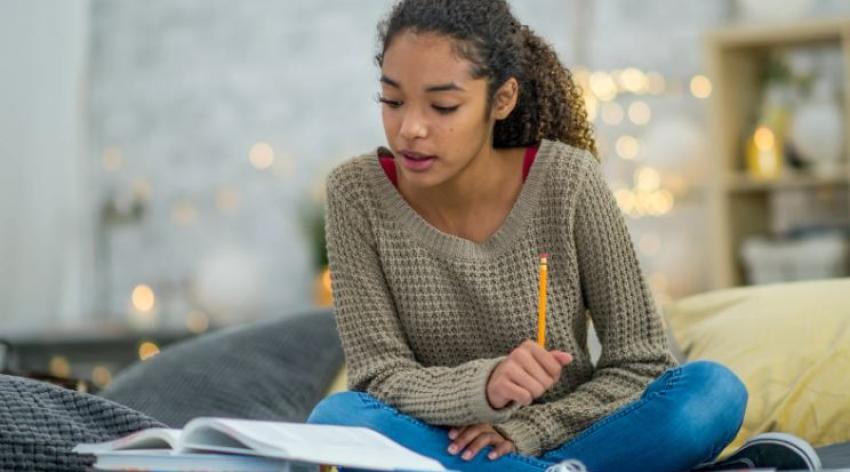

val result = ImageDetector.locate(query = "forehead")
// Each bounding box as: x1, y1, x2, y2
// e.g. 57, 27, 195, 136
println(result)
381, 31, 475, 85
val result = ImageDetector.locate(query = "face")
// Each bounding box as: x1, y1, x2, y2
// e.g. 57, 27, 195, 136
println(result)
379, 31, 515, 189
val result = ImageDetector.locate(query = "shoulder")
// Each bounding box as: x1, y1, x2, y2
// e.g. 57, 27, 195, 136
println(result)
541, 140, 604, 196
544, 139, 599, 180
325, 148, 382, 206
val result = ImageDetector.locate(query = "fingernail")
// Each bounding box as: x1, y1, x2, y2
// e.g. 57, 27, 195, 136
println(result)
449, 431, 457, 439
448, 445, 457, 454
488, 452, 497, 460
462, 451, 472, 460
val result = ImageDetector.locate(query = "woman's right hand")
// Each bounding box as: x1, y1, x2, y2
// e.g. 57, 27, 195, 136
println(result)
486, 340, 573, 409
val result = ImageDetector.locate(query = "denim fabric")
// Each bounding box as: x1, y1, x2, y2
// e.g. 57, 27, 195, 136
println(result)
307, 361, 747, 472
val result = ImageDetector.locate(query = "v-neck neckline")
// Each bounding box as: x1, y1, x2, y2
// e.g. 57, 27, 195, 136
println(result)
365, 138, 555, 261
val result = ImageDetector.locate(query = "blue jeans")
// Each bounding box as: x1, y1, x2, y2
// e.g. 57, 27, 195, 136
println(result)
307, 361, 748, 472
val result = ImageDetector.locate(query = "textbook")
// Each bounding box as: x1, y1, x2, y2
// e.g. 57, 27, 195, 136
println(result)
73, 417, 448, 471
80, 450, 314, 471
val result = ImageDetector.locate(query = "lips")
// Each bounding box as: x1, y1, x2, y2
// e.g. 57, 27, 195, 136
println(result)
399, 150, 437, 171
401, 150, 436, 161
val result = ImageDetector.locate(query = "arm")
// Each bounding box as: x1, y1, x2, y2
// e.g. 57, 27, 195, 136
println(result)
324, 169, 518, 426
493, 155, 678, 455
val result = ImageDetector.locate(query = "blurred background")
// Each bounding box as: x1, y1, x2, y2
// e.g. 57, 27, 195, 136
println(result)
1, 0, 849, 389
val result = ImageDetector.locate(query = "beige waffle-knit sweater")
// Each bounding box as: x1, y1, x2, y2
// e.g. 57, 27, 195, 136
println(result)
324, 138, 678, 456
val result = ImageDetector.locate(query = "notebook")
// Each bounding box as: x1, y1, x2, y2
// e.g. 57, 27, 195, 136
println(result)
73, 417, 448, 471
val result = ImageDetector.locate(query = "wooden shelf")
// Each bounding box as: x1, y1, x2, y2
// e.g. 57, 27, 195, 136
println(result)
707, 17, 850, 48
726, 168, 850, 192
705, 18, 850, 288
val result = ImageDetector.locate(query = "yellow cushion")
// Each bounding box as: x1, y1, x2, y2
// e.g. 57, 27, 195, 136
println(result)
324, 365, 348, 396
665, 278, 850, 454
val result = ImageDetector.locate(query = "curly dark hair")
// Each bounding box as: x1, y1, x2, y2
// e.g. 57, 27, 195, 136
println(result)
375, 0, 597, 158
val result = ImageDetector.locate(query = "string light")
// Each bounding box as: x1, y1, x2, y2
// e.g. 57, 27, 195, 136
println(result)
581, 68, 705, 98
49, 356, 71, 378
615, 188, 675, 218
690, 75, 712, 98
615, 188, 637, 214
634, 191, 652, 216
620, 68, 648, 94
648, 189, 675, 216
635, 167, 661, 192
628, 101, 651, 125
92, 366, 112, 388
131, 284, 156, 312
138, 341, 160, 361
616, 135, 640, 160
647, 72, 666, 94
589, 71, 618, 102
573, 67, 591, 91
186, 310, 210, 334
584, 94, 599, 121
249, 142, 275, 170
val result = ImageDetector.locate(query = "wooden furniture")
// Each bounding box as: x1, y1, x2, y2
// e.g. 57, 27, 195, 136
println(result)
0, 326, 198, 393
704, 17, 850, 288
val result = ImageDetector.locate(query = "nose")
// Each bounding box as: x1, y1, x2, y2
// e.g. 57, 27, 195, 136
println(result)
399, 109, 427, 141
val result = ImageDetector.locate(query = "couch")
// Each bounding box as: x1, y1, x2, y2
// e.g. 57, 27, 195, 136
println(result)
102, 280, 850, 468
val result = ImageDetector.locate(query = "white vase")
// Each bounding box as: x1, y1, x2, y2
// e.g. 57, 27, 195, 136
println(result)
789, 78, 845, 176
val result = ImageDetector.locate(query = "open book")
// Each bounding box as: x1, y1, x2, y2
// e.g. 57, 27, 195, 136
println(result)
74, 417, 448, 471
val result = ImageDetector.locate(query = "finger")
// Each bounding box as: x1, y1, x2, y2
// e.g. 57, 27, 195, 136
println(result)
448, 426, 465, 440
499, 379, 534, 405
462, 433, 498, 461
528, 344, 564, 378
552, 350, 574, 365
450, 424, 486, 455
488, 440, 516, 460
507, 364, 547, 399
516, 347, 557, 387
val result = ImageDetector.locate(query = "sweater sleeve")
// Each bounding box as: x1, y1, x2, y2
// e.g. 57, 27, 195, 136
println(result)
493, 154, 678, 456
324, 168, 519, 427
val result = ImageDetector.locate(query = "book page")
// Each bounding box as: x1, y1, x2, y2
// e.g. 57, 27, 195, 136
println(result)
73, 428, 182, 454
180, 418, 445, 471
91, 450, 304, 472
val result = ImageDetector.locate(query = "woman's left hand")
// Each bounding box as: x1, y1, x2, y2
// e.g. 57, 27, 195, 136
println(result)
447, 423, 515, 461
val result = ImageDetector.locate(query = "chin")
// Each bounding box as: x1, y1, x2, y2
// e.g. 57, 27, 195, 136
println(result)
400, 167, 447, 189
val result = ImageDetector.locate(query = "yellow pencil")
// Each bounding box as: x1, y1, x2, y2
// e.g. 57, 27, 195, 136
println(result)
537, 253, 549, 347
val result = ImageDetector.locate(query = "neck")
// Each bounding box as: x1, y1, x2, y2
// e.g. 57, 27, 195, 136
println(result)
400, 142, 522, 230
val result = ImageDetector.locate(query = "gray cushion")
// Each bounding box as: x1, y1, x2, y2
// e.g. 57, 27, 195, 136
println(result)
101, 308, 343, 427
0, 374, 162, 471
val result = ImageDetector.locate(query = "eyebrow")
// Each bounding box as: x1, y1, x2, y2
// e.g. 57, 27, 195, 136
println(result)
380, 74, 465, 93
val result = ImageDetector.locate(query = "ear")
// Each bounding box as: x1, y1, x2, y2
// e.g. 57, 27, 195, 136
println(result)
491, 77, 519, 121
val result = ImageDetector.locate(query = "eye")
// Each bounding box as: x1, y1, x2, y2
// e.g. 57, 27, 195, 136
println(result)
433, 105, 460, 114
377, 95, 402, 109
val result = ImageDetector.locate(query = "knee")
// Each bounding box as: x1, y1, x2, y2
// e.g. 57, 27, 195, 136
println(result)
686, 360, 748, 418
671, 361, 748, 447
307, 391, 369, 425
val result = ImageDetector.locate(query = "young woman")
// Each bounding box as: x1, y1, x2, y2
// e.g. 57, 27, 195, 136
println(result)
307, 1, 816, 471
